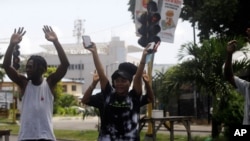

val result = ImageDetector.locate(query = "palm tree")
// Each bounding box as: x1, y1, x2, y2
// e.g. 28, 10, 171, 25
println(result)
158, 36, 249, 138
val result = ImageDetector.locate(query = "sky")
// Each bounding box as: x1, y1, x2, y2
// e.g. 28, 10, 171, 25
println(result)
0, 0, 198, 64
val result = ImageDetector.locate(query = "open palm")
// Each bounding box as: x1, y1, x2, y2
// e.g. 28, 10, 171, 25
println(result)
43, 25, 58, 42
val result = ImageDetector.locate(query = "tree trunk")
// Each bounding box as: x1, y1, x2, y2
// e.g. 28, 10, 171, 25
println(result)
211, 118, 222, 138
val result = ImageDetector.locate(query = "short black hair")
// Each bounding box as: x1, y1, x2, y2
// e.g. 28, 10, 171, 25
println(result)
118, 62, 137, 76
28, 55, 47, 73
111, 62, 137, 88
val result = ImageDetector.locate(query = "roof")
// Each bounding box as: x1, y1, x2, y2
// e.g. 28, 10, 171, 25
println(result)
61, 78, 85, 84
39, 42, 143, 55
40, 43, 108, 55
127, 45, 143, 53
78, 88, 101, 99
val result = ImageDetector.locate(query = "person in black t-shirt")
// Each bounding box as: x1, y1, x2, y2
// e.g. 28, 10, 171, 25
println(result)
82, 69, 154, 139
82, 41, 158, 141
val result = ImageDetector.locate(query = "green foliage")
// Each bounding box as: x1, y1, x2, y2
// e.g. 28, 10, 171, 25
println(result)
154, 36, 248, 138
213, 83, 244, 138
64, 107, 78, 116
1, 121, 188, 141
56, 106, 66, 115
45, 67, 63, 100
154, 66, 182, 107
43, 67, 65, 114
181, 0, 240, 40
58, 94, 78, 108
44, 67, 80, 116
44, 67, 56, 77
215, 87, 244, 123
176, 36, 248, 97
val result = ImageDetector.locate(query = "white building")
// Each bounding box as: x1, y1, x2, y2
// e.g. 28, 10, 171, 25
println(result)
35, 37, 143, 97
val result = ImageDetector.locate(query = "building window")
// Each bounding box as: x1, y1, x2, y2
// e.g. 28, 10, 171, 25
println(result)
62, 85, 67, 92
72, 85, 76, 91
78, 64, 84, 70
68, 64, 84, 70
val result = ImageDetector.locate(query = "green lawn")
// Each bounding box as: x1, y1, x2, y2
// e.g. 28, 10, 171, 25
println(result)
0, 118, 226, 141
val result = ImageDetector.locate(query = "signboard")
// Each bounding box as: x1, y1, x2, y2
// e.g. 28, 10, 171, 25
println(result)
158, 0, 183, 43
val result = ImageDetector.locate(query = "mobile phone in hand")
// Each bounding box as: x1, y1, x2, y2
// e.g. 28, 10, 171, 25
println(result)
147, 42, 155, 54
82, 35, 92, 48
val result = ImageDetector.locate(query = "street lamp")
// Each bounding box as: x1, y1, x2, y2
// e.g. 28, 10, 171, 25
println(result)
106, 61, 119, 78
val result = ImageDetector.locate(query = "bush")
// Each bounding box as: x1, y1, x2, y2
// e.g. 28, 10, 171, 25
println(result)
56, 107, 66, 115
213, 87, 244, 138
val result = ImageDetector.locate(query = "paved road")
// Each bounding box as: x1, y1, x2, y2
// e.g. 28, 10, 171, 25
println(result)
7, 135, 71, 141
5, 116, 212, 141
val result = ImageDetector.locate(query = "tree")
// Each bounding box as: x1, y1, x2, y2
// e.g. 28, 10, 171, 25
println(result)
175, 36, 248, 138
153, 35, 249, 138
180, 0, 250, 41
153, 65, 188, 115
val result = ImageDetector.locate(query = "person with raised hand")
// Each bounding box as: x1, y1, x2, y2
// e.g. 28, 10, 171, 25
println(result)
224, 39, 250, 125
83, 39, 158, 141
3, 25, 69, 141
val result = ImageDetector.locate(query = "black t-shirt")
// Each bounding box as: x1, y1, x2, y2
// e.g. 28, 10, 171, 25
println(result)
86, 82, 143, 141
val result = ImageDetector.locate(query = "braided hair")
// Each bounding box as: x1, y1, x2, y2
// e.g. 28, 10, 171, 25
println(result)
27, 55, 47, 74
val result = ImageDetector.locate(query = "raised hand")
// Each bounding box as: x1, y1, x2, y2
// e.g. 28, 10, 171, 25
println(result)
43, 25, 58, 42
10, 27, 26, 45
83, 42, 97, 53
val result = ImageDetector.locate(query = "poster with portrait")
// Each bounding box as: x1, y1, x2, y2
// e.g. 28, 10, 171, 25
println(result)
158, 0, 183, 43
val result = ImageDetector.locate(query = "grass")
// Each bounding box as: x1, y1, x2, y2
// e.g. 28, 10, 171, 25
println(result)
0, 117, 227, 141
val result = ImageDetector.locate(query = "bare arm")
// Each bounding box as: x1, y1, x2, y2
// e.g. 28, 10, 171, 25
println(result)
43, 25, 70, 89
133, 43, 159, 95
2, 27, 27, 90
83, 43, 108, 90
143, 71, 154, 103
82, 71, 99, 104
224, 40, 237, 88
